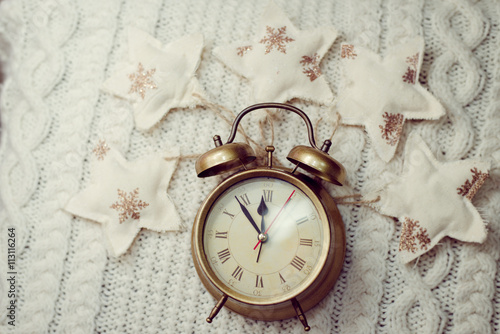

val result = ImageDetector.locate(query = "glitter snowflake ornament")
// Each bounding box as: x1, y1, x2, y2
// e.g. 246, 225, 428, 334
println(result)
336, 38, 445, 162
213, 1, 337, 106
364, 134, 490, 263
65, 143, 182, 256
102, 27, 205, 130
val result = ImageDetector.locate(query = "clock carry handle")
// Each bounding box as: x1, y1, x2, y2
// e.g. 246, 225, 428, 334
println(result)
195, 103, 346, 186
225, 103, 320, 150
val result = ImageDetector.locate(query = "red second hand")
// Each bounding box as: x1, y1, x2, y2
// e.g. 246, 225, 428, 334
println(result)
253, 190, 295, 250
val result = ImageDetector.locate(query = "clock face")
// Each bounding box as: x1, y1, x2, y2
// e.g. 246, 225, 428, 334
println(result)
202, 176, 328, 304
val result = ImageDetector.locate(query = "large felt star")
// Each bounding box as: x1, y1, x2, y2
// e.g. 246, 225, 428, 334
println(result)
365, 134, 490, 263
65, 141, 182, 256
336, 38, 445, 162
102, 27, 205, 130
213, 1, 336, 105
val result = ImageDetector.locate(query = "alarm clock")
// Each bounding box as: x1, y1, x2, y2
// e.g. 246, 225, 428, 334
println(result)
191, 103, 346, 331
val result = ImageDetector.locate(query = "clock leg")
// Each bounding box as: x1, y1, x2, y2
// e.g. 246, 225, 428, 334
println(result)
291, 298, 311, 331
206, 294, 228, 323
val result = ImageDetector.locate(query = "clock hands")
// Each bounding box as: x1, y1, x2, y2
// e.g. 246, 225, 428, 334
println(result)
254, 190, 295, 250
235, 196, 261, 235
256, 196, 268, 263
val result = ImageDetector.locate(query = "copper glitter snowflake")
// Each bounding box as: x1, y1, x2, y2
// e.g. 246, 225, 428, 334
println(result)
259, 26, 294, 54
128, 63, 158, 99
341, 44, 357, 59
92, 139, 110, 160
110, 188, 149, 224
399, 217, 430, 253
379, 112, 404, 146
402, 53, 419, 84
237, 45, 253, 57
300, 53, 322, 81
457, 167, 489, 200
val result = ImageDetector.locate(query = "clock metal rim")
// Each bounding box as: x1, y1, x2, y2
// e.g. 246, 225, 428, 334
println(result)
192, 167, 346, 320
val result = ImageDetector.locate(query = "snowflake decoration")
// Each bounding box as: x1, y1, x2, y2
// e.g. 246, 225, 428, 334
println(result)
341, 44, 357, 59
92, 140, 110, 160
128, 62, 158, 99
399, 217, 430, 253
110, 188, 150, 224
259, 26, 295, 54
379, 112, 404, 146
402, 68, 416, 84
406, 53, 419, 69
300, 53, 322, 81
237, 45, 253, 57
402, 53, 419, 84
457, 167, 489, 200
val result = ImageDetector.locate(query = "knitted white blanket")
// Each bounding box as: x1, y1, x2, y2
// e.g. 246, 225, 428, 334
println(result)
1, 0, 499, 333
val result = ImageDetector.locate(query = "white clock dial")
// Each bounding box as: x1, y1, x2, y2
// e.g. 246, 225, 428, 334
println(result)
203, 176, 326, 302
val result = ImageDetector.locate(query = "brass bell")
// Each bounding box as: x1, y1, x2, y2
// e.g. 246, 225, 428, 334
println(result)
287, 140, 346, 186
195, 135, 256, 177
196, 103, 346, 186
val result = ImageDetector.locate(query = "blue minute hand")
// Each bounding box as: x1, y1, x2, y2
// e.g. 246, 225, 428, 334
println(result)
235, 196, 261, 234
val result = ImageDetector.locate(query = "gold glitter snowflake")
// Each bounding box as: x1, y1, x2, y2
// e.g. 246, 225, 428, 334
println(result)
259, 26, 294, 54
128, 63, 158, 99
300, 53, 322, 81
399, 217, 430, 253
457, 167, 489, 200
341, 44, 357, 59
92, 139, 110, 160
110, 188, 149, 224
237, 45, 253, 57
379, 112, 404, 146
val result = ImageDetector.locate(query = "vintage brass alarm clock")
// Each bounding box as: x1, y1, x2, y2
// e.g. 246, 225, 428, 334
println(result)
191, 103, 346, 331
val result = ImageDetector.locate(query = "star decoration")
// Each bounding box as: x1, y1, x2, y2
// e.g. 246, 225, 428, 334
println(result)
365, 134, 490, 263
336, 37, 445, 162
65, 145, 182, 256
102, 27, 205, 130
213, 1, 337, 105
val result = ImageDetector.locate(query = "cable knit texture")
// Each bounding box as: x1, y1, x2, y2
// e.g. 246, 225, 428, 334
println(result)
0, 0, 499, 333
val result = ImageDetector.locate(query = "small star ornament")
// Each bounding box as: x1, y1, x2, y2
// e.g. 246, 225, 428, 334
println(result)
365, 134, 490, 263
102, 27, 205, 130
336, 38, 445, 162
213, 1, 337, 105
65, 141, 182, 256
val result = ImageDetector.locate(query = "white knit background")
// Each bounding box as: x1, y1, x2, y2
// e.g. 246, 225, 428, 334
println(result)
0, 0, 499, 333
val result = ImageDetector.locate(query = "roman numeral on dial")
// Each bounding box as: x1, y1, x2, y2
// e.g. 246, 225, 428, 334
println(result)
222, 209, 235, 219
238, 193, 251, 206
279, 273, 286, 284
290, 256, 306, 271
296, 216, 308, 225
232, 266, 244, 281
215, 231, 228, 239
255, 275, 264, 288
299, 238, 313, 247
262, 189, 273, 202
217, 248, 231, 264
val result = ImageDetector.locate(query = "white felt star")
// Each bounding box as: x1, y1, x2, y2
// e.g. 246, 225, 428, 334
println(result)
365, 134, 490, 263
65, 142, 182, 256
102, 27, 205, 130
213, 1, 336, 105
336, 38, 445, 162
